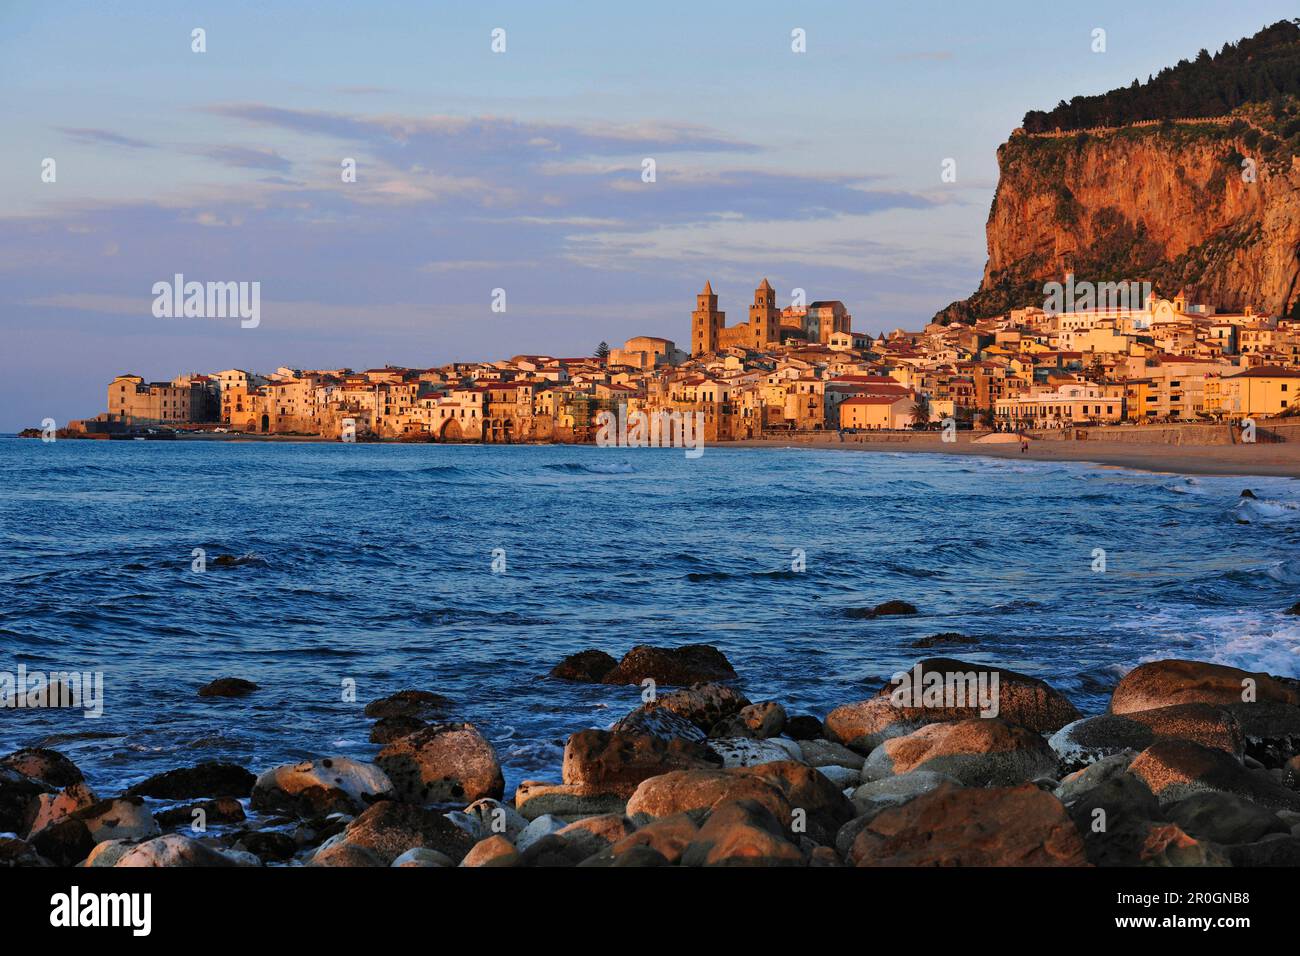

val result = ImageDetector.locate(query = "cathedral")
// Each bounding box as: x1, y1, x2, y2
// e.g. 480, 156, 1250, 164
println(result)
691, 279, 850, 355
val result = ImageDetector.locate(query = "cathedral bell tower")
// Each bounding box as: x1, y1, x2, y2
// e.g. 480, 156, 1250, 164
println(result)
692, 281, 723, 355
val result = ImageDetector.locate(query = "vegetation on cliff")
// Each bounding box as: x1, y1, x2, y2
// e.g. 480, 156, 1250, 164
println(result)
1022, 19, 1300, 133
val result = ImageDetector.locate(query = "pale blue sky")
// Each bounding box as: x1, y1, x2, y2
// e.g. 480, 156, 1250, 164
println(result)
1, 1, 1293, 429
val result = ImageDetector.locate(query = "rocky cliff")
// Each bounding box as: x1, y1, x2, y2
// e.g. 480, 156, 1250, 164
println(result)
936, 116, 1300, 323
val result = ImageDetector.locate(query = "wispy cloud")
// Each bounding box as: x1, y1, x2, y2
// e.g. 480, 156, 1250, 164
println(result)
58, 127, 155, 149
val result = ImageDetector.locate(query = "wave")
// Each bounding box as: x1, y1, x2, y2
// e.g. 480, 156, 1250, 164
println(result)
542, 461, 636, 475
1232, 497, 1300, 524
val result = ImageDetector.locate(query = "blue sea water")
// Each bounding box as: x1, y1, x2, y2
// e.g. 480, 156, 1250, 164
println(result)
1, 436, 1298, 800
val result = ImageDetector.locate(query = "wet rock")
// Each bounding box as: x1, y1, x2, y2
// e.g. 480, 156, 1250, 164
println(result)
1285, 600, 1300, 615
155, 796, 246, 829
798, 739, 865, 771
816, 765, 861, 789
851, 784, 1087, 866
513, 782, 628, 821
1222, 701, 1300, 767
83, 839, 135, 867
376, 722, 504, 805
228, 828, 297, 862
369, 715, 427, 745
23, 781, 97, 839
363, 689, 452, 721
706, 736, 801, 768
625, 769, 792, 828
392, 847, 454, 867
1227, 836, 1300, 866
1139, 823, 1231, 867
516, 814, 566, 852
608, 812, 698, 864
651, 683, 750, 732
1055, 751, 1139, 804
29, 817, 95, 866
308, 843, 384, 867
463, 798, 527, 841
710, 701, 786, 739
460, 834, 519, 867
549, 650, 618, 683
1129, 739, 1300, 811
73, 797, 159, 843
850, 771, 961, 819
825, 658, 1079, 753
0, 749, 84, 788
1165, 790, 1290, 845
785, 715, 824, 741
1064, 770, 1161, 866
1049, 704, 1244, 772
1109, 659, 1300, 714
323, 800, 475, 865
562, 728, 721, 797
197, 677, 258, 698
845, 600, 917, 618
126, 762, 256, 800
518, 833, 590, 867
680, 799, 803, 867
114, 834, 248, 867
251, 756, 393, 816
588, 843, 670, 867
910, 632, 977, 648
601, 644, 737, 686
554, 814, 635, 857
0, 837, 51, 867
612, 705, 707, 743
861, 719, 1059, 787
740, 761, 856, 845
0, 767, 52, 834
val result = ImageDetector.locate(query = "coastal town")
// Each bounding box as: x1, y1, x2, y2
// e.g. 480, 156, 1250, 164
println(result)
62, 277, 1300, 443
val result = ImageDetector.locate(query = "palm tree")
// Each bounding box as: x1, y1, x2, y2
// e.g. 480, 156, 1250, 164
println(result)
910, 395, 931, 429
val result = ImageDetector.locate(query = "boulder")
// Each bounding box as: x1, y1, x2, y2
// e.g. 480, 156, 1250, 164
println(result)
910, 632, 977, 648
1049, 704, 1243, 772
861, 719, 1059, 787
376, 722, 504, 804
1166, 790, 1290, 845
73, 797, 159, 843
370, 715, 427, 745
706, 737, 801, 768
0, 837, 51, 867
816, 765, 861, 789
601, 645, 737, 686
1109, 659, 1300, 714
1129, 740, 1300, 811
517, 833, 591, 867
114, 834, 247, 867
549, 650, 618, 683
650, 683, 750, 732
516, 814, 566, 852
785, 715, 823, 740
825, 659, 1079, 753
391, 847, 454, 867
1223, 701, 1300, 767
324, 800, 475, 865
513, 782, 628, 821
155, 801, 245, 832
83, 839, 135, 868
709, 701, 785, 739
126, 762, 256, 799
197, 677, 258, 698
680, 799, 804, 867
23, 781, 97, 839
0, 749, 83, 788
227, 828, 296, 862
1055, 751, 1139, 804
625, 769, 792, 829
850, 771, 961, 819
561, 729, 720, 798
798, 739, 865, 771
1063, 770, 1162, 866
460, 834, 519, 867
463, 797, 527, 841
251, 756, 393, 816
612, 705, 707, 743
738, 761, 855, 844
308, 843, 384, 867
29, 817, 95, 866
845, 600, 917, 618
0, 768, 51, 834
851, 784, 1088, 866
1227, 836, 1300, 866
554, 814, 635, 857
608, 812, 699, 864
1138, 823, 1231, 867
363, 689, 452, 721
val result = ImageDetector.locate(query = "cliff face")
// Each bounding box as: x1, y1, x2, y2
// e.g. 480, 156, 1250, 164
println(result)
936, 123, 1300, 322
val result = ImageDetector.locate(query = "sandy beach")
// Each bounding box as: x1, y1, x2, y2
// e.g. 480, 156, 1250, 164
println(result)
729, 434, 1300, 479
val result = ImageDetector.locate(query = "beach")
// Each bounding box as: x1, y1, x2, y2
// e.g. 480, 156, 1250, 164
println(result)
730, 434, 1300, 479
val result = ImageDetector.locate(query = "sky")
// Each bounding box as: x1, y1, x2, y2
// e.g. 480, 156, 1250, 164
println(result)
1, 0, 1294, 430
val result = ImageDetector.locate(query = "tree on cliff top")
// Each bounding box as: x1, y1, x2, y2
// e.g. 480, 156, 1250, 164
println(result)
1022, 19, 1300, 132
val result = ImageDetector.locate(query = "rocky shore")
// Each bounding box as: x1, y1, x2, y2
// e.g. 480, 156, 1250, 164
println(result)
3, 647, 1300, 868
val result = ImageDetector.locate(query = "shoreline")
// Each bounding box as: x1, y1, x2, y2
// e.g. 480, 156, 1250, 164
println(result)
728, 436, 1300, 479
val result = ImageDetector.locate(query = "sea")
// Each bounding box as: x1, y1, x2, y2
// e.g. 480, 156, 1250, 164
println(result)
1, 436, 1298, 799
